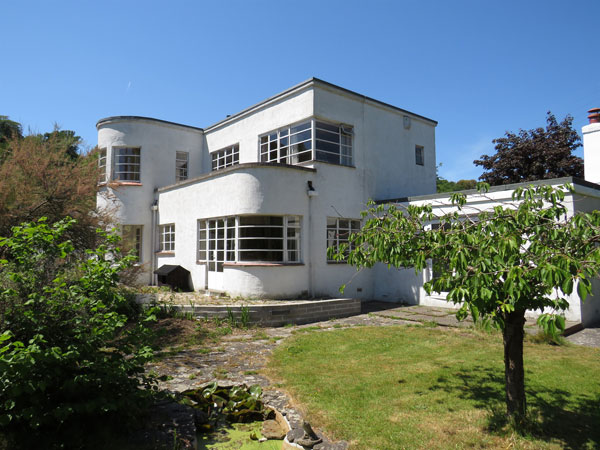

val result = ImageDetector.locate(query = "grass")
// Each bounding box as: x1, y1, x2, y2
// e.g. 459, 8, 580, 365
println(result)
269, 326, 600, 449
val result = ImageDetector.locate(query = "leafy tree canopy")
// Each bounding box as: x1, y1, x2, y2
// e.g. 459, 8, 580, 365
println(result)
474, 112, 583, 185
0, 126, 100, 253
332, 184, 600, 420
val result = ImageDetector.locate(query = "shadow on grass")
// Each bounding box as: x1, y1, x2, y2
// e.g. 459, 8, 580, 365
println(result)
431, 365, 600, 449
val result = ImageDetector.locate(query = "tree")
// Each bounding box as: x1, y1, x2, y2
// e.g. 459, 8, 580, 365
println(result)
0, 218, 156, 448
332, 184, 600, 420
474, 112, 583, 185
436, 164, 476, 193
0, 132, 101, 252
0, 116, 23, 162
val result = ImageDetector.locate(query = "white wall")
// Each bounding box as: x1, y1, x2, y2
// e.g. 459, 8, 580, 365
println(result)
97, 118, 203, 281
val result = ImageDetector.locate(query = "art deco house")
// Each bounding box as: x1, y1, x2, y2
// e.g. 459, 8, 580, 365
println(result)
97, 78, 600, 325
97, 78, 437, 299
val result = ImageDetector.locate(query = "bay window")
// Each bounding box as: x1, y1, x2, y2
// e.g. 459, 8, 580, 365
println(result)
197, 215, 301, 272
260, 119, 353, 167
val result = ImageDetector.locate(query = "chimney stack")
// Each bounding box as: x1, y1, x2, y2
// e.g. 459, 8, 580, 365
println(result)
583, 108, 600, 184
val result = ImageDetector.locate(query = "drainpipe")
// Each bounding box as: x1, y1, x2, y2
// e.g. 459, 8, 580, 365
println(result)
307, 181, 319, 298
150, 199, 158, 285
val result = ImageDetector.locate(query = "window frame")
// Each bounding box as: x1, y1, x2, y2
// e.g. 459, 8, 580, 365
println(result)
122, 225, 143, 262
176, 151, 189, 182
113, 146, 141, 182
326, 217, 361, 262
98, 147, 107, 183
158, 224, 175, 253
415, 145, 424, 166
211, 144, 240, 171
197, 215, 301, 272
259, 118, 353, 167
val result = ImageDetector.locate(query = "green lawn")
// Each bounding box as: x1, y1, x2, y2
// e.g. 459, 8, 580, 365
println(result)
268, 325, 600, 449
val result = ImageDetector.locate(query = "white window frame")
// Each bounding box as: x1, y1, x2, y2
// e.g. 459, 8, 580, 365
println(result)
211, 144, 239, 171
197, 215, 301, 272
326, 217, 361, 262
176, 151, 189, 182
122, 225, 143, 262
113, 147, 141, 182
259, 118, 353, 167
415, 145, 424, 166
159, 224, 175, 253
98, 148, 107, 183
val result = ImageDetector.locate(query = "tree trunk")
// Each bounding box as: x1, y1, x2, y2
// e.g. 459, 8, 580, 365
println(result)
502, 309, 526, 420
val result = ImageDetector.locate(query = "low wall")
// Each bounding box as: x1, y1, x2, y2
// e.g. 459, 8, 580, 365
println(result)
136, 295, 361, 327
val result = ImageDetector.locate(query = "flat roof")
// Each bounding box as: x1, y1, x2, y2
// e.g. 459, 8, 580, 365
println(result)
377, 177, 600, 204
97, 77, 438, 132
96, 116, 204, 132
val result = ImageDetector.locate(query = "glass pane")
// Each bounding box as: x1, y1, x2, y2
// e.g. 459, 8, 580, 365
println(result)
290, 121, 311, 134
316, 129, 339, 143
316, 140, 341, 154
240, 216, 283, 226
315, 121, 339, 133
290, 130, 311, 144
315, 151, 339, 164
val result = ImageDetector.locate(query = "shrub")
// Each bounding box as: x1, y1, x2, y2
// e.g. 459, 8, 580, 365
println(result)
0, 218, 156, 448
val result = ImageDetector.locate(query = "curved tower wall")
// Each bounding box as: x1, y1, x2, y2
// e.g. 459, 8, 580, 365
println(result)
97, 118, 204, 280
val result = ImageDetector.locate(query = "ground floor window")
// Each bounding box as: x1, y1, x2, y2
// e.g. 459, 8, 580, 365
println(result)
122, 225, 143, 261
159, 224, 175, 252
327, 217, 360, 262
197, 215, 301, 272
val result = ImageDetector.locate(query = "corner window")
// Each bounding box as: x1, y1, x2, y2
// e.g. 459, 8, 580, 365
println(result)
211, 144, 239, 171
176, 151, 188, 182
197, 215, 301, 272
159, 224, 175, 252
98, 148, 107, 183
122, 225, 142, 262
327, 217, 360, 262
114, 147, 141, 182
415, 145, 424, 166
259, 119, 353, 167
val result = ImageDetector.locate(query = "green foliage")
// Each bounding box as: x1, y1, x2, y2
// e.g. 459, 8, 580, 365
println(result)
0, 218, 157, 448
335, 183, 600, 331
183, 383, 270, 425
474, 112, 583, 185
332, 183, 600, 419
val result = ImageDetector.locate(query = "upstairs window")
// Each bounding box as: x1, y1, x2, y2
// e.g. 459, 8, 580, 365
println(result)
211, 144, 239, 171
260, 121, 312, 164
415, 145, 424, 166
176, 151, 189, 182
260, 119, 353, 167
315, 121, 353, 166
98, 148, 107, 183
159, 224, 175, 252
114, 147, 141, 182
327, 217, 360, 262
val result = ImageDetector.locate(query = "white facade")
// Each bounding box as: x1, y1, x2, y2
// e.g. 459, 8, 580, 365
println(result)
96, 80, 600, 326
97, 78, 437, 299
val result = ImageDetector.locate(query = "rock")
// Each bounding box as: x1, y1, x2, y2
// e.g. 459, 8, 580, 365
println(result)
262, 419, 287, 440
286, 427, 304, 443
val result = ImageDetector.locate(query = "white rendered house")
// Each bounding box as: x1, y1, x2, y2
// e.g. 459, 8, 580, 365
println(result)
97, 78, 600, 325
97, 78, 437, 299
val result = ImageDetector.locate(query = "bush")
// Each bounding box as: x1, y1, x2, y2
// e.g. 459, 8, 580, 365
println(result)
0, 218, 157, 449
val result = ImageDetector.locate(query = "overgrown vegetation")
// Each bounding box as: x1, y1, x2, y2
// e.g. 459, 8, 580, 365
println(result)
270, 326, 600, 449
0, 218, 157, 449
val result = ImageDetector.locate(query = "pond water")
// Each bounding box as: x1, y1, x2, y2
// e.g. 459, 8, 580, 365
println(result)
197, 421, 283, 450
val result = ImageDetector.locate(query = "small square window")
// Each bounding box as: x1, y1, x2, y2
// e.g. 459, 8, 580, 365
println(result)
159, 224, 175, 252
415, 145, 424, 166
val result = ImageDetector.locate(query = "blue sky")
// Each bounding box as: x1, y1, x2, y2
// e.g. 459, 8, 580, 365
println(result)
2, 0, 599, 181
